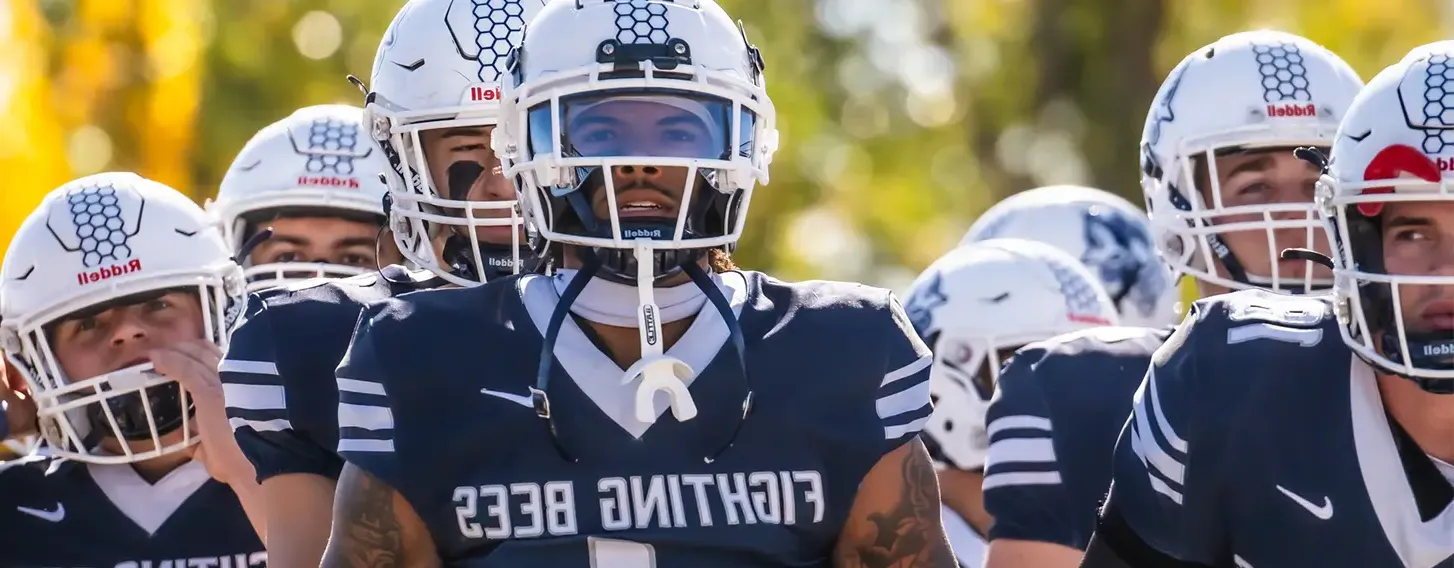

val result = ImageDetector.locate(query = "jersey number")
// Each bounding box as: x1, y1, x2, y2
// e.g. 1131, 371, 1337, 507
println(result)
589, 537, 657, 568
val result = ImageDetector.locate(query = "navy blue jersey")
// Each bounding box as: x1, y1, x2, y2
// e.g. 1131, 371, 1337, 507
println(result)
220, 265, 438, 482
981, 326, 1168, 550
1092, 290, 1454, 567
336, 271, 933, 567
0, 455, 265, 567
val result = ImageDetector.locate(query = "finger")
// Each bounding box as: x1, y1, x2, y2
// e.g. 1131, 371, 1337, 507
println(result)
149, 349, 222, 402
167, 339, 222, 373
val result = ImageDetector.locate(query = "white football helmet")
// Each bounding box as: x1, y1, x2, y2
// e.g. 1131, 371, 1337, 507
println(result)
0, 173, 244, 464
965, 185, 1178, 327
209, 104, 390, 292
1141, 30, 1363, 294
496, 0, 779, 283
905, 238, 1119, 471
1321, 41, 1454, 388
365, 0, 548, 286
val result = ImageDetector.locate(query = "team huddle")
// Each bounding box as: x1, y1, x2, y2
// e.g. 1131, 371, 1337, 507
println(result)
0, 0, 1449, 567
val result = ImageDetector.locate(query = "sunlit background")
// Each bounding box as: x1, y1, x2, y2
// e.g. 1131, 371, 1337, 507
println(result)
1, 0, 1448, 292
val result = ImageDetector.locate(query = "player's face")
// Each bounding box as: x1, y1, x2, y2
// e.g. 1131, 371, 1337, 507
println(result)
572, 100, 716, 221
1380, 200, 1454, 335
1199, 148, 1331, 280
249, 216, 401, 270
49, 291, 205, 383
420, 126, 522, 244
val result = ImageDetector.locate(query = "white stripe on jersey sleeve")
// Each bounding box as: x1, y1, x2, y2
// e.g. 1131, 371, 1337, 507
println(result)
221, 383, 287, 412
982, 415, 1062, 490
218, 359, 279, 376
1129, 368, 1187, 505
336, 376, 395, 454
878, 354, 933, 440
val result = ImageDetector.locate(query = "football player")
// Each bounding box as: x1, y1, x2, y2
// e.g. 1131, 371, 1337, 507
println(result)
1081, 40, 1454, 567
208, 104, 402, 292
906, 238, 1121, 567
215, 1, 544, 566
967, 31, 1365, 568
321, 0, 956, 566
0, 173, 265, 565
962, 185, 1179, 328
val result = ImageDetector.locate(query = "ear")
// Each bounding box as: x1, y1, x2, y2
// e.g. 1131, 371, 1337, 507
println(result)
2, 359, 27, 397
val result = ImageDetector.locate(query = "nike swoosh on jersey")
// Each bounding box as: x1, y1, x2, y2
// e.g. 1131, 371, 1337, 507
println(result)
17, 503, 65, 522
1275, 485, 1333, 520
480, 388, 533, 408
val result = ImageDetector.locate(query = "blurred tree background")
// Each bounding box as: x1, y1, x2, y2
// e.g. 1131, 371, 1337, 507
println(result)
0, 0, 1448, 291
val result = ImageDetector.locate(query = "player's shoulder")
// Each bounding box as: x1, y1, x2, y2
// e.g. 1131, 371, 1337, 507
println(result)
0, 454, 72, 495
997, 325, 1169, 411
254, 264, 439, 314
1171, 289, 1338, 365
746, 270, 898, 318
1018, 325, 1171, 367
362, 272, 522, 327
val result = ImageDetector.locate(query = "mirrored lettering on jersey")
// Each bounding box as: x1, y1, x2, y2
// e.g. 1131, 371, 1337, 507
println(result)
109, 552, 268, 568
451, 470, 825, 539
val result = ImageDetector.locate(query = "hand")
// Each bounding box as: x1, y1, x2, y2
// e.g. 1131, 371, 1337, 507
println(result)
149, 339, 257, 486
0, 359, 37, 440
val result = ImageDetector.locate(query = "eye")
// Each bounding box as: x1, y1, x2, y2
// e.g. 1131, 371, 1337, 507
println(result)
1391, 228, 1431, 242
451, 143, 487, 152
339, 253, 373, 267
75, 316, 100, 332
273, 251, 302, 262
1236, 182, 1269, 196
144, 298, 172, 312
580, 128, 616, 144
662, 129, 698, 143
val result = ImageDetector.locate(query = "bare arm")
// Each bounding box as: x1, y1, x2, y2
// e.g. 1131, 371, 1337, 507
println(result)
834, 439, 958, 568
321, 463, 441, 568
986, 539, 1084, 568
260, 473, 338, 567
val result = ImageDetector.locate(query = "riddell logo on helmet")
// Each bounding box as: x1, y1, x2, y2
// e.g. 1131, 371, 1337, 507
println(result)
297, 176, 360, 189
1266, 103, 1317, 118
76, 259, 142, 286
1437, 157, 1454, 172
469, 86, 501, 102
1422, 342, 1454, 357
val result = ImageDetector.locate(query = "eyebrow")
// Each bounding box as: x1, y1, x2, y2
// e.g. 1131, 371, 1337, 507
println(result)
1222, 154, 1274, 179
1385, 216, 1433, 229
658, 115, 709, 130
440, 127, 488, 139
570, 115, 623, 130
334, 237, 377, 249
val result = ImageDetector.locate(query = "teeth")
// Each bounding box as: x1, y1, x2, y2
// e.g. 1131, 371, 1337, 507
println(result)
622, 202, 661, 209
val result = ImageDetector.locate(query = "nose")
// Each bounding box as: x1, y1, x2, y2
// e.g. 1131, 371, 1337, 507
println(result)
612, 165, 663, 182
109, 315, 149, 347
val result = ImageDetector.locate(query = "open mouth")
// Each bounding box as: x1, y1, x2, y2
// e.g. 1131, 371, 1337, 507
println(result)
1418, 301, 1454, 332
615, 190, 676, 218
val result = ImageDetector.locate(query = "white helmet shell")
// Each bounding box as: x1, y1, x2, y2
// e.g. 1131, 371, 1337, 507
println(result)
905, 238, 1119, 470
495, 0, 779, 272
0, 172, 244, 464
366, 0, 548, 286
210, 104, 389, 292
964, 185, 1178, 327
1140, 30, 1362, 294
1322, 41, 1454, 385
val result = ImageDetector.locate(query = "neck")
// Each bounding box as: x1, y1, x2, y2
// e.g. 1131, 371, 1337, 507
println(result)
1377, 372, 1454, 463
131, 451, 190, 484
552, 268, 710, 327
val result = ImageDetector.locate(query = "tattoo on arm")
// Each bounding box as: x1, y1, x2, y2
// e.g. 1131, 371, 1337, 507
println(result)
323, 464, 406, 568
836, 440, 958, 568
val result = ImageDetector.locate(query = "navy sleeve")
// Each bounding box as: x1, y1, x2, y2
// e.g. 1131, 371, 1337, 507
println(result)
1096, 308, 1223, 564
981, 346, 1079, 548
334, 307, 404, 490
220, 294, 345, 482
875, 294, 934, 454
